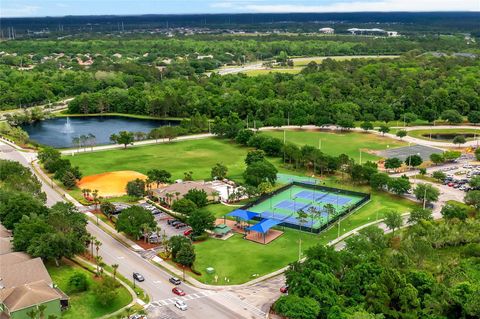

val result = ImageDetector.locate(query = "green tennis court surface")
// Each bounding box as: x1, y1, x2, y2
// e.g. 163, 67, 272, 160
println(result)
247, 184, 364, 230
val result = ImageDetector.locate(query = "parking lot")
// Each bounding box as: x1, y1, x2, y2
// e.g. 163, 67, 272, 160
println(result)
429, 158, 480, 192
112, 202, 188, 241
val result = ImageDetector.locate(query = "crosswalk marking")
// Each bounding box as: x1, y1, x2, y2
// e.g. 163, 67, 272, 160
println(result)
216, 292, 267, 318
148, 290, 217, 308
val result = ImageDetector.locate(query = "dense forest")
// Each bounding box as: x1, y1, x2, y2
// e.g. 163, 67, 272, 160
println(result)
65, 55, 480, 125
275, 206, 480, 319
2, 12, 479, 35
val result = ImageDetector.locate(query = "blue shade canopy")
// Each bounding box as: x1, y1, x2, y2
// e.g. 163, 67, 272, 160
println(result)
227, 209, 259, 221
246, 219, 282, 234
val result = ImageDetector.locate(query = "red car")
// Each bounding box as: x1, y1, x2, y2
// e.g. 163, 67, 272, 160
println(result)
184, 228, 193, 236
280, 285, 289, 293
172, 287, 186, 296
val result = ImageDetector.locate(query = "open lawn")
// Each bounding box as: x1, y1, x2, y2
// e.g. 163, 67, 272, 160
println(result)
47, 260, 131, 319
67, 138, 250, 181
292, 55, 400, 67
262, 129, 406, 162
195, 175, 419, 284
244, 68, 303, 76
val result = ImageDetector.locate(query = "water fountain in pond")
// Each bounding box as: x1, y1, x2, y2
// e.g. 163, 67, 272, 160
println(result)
61, 117, 74, 134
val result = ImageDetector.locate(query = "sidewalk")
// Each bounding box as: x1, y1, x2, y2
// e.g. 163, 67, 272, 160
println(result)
60, 133, 214, 155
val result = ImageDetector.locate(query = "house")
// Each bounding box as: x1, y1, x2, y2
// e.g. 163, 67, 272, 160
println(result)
0, 249, 68, 319
150, 181, 218, 203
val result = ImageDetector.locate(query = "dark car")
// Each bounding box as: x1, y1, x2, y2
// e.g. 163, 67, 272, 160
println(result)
167, 219, 177, 225
133, 272, 145, 282
169, 277, 181, 285
175, 223, 187, 229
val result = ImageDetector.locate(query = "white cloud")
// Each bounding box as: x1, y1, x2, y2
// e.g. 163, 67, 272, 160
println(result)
1, 5, 40, 17
244, 0, 480, 12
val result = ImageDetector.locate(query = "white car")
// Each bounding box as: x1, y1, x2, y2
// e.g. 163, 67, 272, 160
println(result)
175, 300, 188, 311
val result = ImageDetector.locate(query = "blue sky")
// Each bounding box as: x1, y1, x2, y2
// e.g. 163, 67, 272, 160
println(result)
1, 0, 479, 17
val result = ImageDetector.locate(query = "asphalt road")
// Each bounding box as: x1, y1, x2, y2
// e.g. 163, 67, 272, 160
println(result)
0, 141, 266, 319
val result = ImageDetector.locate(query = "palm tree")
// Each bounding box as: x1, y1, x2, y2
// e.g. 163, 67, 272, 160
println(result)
95, 255, 103, 277
79, 134, 88, 151
94, 239, 102, 258
324, 204, 335, 225
88, 234, 96, 257
112, 263, 119, 281
166, 193, 173, 206
296, 209, 308, 232
88, 133, 96, 151
72, 137, 80, 153
307, 206, 318, 232
92, 189, 99, 212
38, 304, 47, 319
142, 223, 152, 243
26, 308, 39, 319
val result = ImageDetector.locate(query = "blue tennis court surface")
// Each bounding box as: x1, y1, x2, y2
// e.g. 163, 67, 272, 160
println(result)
240, 183, 368, 231
260, 211, 315, 228
295, 190, 328, 201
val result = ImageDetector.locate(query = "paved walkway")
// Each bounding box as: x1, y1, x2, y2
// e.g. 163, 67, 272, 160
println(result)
60, 133, 214, 155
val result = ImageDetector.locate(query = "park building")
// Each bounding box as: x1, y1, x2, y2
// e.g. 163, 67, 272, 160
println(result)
319, 27, 335, 34
348, 28, 399, 37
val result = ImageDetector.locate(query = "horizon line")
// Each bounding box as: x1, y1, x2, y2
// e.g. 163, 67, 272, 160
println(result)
2, 10, 479, 19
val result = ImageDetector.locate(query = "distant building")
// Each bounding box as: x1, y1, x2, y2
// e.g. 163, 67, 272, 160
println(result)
348, 28, 399, 37
319, 27, 334, 34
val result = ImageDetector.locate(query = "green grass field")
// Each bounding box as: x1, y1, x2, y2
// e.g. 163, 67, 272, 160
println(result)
407, 128, 480, 141
262, 129, 406, 162
195, 176, 419, 284
292, 55, 400, 67
68, 138, 250, 181
47, 260, 131, 319
244, 68, 303, 76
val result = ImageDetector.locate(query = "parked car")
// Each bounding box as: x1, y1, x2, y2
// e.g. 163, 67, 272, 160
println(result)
175, 223, 187, 229
167, 219, 177, 225
184, 228, 193, 236
171, 221, 182, 227
133, 273, 145, 282
172, 287, 186, 296
175, 300, 188, 311
280, 285, 289, 293
169, 277, 181, 285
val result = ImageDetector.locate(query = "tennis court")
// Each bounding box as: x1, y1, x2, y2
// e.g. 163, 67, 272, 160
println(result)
245, 183, 367, 231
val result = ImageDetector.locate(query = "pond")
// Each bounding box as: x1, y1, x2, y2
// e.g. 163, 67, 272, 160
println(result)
22, 116, 178, 148
421, 133, 476, 141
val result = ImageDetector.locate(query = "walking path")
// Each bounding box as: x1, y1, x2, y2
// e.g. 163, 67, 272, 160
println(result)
0, 97, 73, 121
59, 124, 480, 155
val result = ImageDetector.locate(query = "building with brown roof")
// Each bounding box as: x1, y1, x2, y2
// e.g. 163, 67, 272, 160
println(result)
0, 252, 67, 319
150, 181, 218, 203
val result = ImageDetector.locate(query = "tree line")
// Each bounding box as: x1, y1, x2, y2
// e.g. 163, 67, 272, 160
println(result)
274, 202, 480, 319
66, 56, 480, 127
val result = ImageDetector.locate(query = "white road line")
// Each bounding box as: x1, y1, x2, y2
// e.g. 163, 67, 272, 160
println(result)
151, 291, 219, 307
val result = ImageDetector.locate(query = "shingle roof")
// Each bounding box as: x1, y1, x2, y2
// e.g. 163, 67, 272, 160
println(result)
0, 280, 61, 312
151, 181, 216, 198
0, 257, 53, 289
